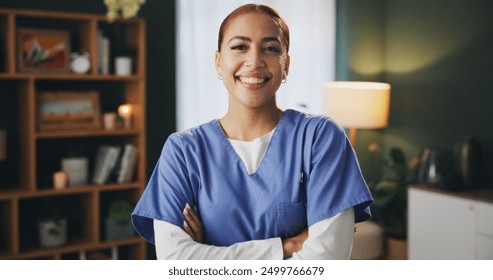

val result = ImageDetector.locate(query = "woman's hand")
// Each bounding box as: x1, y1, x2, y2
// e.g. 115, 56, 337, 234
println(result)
281, 228, 308, 259
183, 203, 204, 243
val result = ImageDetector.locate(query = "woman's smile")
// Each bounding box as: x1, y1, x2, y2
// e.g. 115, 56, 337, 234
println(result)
237, 75, 270, 90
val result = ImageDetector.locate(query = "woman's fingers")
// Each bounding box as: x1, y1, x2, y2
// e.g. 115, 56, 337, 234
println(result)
183, 203, 204, 243
281, 228, 308, 259
183, 220, 196, 241
184, 204, 202, 226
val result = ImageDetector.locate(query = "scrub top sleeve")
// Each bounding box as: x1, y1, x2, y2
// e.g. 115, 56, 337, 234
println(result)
305, 121, 373, 226
132, 134, 195, 244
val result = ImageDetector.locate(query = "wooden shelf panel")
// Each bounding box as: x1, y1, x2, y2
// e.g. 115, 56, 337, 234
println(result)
0, 73, 141, 81
12, 237, 142, 260
36, 129, 140, 139
0, 183, 142, 199
0, 8, 106, 21
0, 8, 143, 23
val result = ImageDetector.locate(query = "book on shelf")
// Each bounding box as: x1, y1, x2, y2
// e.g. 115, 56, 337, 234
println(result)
92, 145, 121, 185
97, 30, 110, 74
117, 143, 138, 183
125, 147, 139, 183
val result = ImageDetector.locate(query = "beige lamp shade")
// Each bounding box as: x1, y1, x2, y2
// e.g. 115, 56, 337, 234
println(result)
324, 81, 391, 129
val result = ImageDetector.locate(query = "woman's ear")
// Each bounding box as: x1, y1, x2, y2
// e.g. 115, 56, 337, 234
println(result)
283, 54, 290, 79
215, 51, 222, 76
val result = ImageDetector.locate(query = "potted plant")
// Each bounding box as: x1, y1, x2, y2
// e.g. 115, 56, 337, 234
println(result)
104, 199, 135, 240
38, 202, 67, 248
369, 147, 413, 259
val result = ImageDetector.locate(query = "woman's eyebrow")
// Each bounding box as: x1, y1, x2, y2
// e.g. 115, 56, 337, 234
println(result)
228, 36, 281, 44
228, 36, 250, 43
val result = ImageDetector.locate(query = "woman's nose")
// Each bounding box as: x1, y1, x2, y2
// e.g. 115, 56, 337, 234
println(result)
245, 49, 265, 68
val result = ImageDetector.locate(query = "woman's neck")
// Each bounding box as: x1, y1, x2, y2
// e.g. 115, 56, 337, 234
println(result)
220, 106, 283, 141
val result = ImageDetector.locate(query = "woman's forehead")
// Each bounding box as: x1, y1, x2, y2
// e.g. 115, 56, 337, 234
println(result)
223, 13, 283, 40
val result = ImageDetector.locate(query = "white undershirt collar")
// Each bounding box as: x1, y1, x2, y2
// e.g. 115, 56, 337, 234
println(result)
228, 129, 275, 175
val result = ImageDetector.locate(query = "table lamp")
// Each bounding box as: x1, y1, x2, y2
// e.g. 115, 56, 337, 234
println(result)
324, 81, 391, 146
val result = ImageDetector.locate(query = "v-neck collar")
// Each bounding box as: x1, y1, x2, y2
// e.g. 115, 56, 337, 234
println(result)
212, 110, 290, 176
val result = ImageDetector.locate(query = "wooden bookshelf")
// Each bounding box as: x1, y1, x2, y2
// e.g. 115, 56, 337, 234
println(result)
0, 8, 146, 259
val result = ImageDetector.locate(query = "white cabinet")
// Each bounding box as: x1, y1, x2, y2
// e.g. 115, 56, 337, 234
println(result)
476, 202, 493, 259
408, 186, 493, 260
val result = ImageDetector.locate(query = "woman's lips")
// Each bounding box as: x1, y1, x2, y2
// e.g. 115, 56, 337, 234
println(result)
239, 76, 266, 84
237, 76, 269, 90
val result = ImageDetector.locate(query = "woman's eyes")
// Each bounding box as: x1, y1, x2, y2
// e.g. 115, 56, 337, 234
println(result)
230, 44, 281, 53
263, 46, 281, 53
231, 44, 247, 51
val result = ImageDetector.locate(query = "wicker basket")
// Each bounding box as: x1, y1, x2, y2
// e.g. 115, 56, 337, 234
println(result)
350, 221, 384, 260
385, 237, 408, 260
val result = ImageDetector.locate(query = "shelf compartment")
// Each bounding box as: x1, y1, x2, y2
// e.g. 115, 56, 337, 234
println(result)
18, 193, 96, 253
15, 16, 90, 67
0, 80, 25, 190
35, 79, 126, 103
0, 199, 15, 257
0, 14, 7, 73
36, 136, 140, 190
97, 20, 145, 76
99, 189, 140, 242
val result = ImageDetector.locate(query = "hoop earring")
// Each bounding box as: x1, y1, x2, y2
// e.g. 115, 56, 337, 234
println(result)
218, 75, 223, 80
282, 78, 287, 84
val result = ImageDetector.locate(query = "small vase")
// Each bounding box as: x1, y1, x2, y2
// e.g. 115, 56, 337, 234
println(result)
39, 218, 67, 248
115, 56, 133, 75
61, 157, 88, 187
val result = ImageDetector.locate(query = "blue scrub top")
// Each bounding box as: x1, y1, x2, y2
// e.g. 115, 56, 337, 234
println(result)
132, 109, 373, 246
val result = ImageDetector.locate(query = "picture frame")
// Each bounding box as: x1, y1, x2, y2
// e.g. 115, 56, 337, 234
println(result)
18, 28, 71, 73
37, 91, 102, 131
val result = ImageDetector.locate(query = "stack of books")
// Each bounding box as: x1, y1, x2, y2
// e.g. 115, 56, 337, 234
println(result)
92, 143, 138, 185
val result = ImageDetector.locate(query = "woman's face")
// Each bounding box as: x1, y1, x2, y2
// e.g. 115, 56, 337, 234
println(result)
216, 12, 290, 110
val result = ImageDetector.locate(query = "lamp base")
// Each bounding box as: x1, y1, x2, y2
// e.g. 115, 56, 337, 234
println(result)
349, 127, 357, 147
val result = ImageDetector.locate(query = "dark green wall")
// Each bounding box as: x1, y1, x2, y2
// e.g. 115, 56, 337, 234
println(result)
336, 0, 387, 184
337, 0, 493, 186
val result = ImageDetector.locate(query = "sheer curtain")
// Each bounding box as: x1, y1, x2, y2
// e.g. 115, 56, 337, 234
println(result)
176, 0, 336, 132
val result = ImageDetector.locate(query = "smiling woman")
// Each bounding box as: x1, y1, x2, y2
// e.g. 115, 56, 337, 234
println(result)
132, 3, 372, 260
176, 0, 336, 132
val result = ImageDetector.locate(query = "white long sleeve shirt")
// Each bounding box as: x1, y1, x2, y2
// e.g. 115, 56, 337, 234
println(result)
153, 129, 355, 259
154, 208, 354, 260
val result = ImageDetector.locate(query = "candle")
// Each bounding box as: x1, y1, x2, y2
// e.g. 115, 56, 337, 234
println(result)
117, 104, 134, 129
53, 171, 68, 190
103, 112, 117, 130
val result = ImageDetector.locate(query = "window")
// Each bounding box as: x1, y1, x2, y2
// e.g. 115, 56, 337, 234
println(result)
176, 0, 336, 131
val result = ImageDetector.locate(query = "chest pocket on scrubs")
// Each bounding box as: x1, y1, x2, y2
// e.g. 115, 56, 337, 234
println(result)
277, 202, 307, 238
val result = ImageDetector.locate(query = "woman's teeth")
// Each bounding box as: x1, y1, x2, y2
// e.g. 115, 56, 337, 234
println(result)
239, 77, 265, 84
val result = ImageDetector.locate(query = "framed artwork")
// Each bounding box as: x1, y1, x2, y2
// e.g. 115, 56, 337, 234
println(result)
18, 28, 71, 73
37, 91, 102, 131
